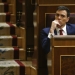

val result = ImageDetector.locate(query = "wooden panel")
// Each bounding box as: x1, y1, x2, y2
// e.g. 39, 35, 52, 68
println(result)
51, 36, 75, 75
33, 5, 75, 75
51, 35, 75, 46
25, 0, 35, 61
26, 27, 34, 60
36, 0, 75, 4
52, 47, 75, 75
26, 27, 34, 45
31, 0, 36, 5
61, 56, 75, 75
21, 0, 25, 27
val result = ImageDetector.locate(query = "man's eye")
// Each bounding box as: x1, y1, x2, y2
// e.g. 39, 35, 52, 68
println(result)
56, 14, 65, 18
61, 15, 65, 17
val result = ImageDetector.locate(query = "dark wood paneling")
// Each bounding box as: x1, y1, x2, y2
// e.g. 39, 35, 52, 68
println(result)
53, 47, 75, 75
36, 0, 75, 4
33, 5, 75, 75
21, 0, 25, 27
25, 0, 36, 60
26, 27, 34, 45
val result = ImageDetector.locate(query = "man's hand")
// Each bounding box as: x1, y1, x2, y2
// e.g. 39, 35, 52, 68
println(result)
50, 20, 60, 33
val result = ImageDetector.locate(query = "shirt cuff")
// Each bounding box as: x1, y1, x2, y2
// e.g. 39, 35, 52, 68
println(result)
48, 33, 54, 39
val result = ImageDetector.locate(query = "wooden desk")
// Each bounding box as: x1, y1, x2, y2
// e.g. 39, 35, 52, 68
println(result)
50, 35, 75, 75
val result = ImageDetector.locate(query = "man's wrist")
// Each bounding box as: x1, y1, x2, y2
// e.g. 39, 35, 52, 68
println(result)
50, 29, 54, 34
48, 33, 54, 38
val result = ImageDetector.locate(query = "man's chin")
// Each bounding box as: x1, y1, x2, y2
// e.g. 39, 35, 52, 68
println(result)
57, 24, 61, 28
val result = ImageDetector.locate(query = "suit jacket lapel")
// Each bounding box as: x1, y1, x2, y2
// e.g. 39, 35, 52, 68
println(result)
66, 25, 70, 35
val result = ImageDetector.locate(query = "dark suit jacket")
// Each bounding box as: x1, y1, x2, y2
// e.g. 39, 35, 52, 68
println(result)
40, 23, 75, 54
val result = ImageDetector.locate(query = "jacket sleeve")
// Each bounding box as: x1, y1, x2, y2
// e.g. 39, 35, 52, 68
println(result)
40, 29, 50, 54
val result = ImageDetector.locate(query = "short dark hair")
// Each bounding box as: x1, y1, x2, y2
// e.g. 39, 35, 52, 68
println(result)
56, 6, 70, 17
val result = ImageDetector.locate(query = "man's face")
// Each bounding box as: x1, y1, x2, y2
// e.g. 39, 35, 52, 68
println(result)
55, 10, 69, 27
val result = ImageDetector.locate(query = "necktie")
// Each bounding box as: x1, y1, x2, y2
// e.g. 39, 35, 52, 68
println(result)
59, 29, 63, 35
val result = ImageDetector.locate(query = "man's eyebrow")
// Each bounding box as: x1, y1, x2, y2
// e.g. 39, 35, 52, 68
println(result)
55, 13, 66, 16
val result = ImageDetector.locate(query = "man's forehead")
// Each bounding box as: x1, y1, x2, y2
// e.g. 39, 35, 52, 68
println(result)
56, 10, 67, 15
56, 10, 67, 13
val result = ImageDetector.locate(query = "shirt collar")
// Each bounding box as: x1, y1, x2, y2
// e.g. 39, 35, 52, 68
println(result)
56, 24, 66, 33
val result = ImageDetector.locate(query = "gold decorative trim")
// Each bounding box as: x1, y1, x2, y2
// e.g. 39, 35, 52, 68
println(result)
39, 4, 75, 6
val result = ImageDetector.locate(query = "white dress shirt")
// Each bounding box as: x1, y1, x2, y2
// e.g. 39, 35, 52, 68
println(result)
48, 24, 67, 38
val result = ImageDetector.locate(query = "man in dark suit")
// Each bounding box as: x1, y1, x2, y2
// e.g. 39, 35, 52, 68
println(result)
40, 6, 75, 75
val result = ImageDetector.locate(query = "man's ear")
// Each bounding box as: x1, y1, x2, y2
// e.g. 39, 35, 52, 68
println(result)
67, 17, 70, 22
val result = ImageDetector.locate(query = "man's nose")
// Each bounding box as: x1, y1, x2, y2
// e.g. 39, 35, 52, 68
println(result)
58, 15, 61, 18
58, 15, 61, 19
